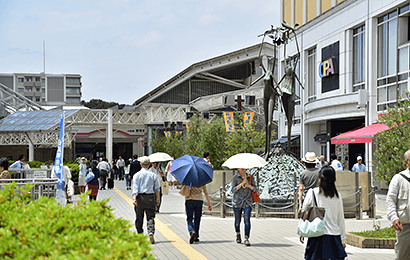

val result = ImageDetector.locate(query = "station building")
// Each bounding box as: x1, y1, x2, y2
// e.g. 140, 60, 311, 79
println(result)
278, 0, 409, 177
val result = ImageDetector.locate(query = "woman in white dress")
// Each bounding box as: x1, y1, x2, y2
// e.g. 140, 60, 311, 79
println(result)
166, 156, 176, 190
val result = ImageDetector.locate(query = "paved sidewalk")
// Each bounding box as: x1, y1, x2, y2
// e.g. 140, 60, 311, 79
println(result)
84, 181, 395, 260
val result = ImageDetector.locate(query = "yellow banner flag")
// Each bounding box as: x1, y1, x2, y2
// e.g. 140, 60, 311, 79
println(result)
223, 111, 235, 132
164, 131, 171, 140
243, 111, 255, 130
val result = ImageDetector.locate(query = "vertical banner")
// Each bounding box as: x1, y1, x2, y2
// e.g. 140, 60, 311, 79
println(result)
164, 131, 171, 140
243, 111, 255, 130
223, 111, 235, 132
186, 124, 190, 138
54, 114, 66, 206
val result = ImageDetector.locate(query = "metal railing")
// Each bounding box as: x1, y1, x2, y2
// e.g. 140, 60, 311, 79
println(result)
0, 178, 58, 200
203, 185, 376, 220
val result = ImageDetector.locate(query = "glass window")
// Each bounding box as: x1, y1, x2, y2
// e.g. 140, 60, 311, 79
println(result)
25, 77, 33, 82
66, 78, 80, 84
377, 87, 387, 103
41, 88, 45, 93
399, 82, 408, 98
388, 85, 397, 101
378, 16, 397, 77
41, 78, 45, 83
35, 87, 40, 92
308, 48, 316, 98
399, 47, 409, 73
25, 87, 32, 92
35, 77, 40, 82
66, 88, 80, 94
18, 78, 24, 82
353, 25, 366, 86
17, 88, 24, 93
41, 98, 45, 102
35, 97, 40, 102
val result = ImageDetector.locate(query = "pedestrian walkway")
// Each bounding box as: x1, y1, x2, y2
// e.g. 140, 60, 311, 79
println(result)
86, 181, 394, 260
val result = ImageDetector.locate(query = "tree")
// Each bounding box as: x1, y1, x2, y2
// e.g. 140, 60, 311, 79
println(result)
80, 99, 126, 109
150, 113, 268, 170
374, 93, 410, 183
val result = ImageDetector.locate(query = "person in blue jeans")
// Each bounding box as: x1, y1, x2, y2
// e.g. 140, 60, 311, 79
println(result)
231, 168, 257, 246
184, 185, 212, 244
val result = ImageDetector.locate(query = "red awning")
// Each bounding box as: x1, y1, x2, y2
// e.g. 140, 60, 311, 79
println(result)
331, 123, 390, 144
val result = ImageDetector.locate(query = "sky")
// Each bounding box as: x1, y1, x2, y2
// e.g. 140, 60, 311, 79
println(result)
0, 0, 280, 105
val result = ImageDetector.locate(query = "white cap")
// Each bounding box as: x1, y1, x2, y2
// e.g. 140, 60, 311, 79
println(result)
357, 156, 362, 161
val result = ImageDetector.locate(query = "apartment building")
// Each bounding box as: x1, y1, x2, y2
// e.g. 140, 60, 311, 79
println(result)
0, 73, 82, 105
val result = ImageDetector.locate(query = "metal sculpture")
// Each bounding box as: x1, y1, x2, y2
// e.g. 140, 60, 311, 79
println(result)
251, 21, 303, 156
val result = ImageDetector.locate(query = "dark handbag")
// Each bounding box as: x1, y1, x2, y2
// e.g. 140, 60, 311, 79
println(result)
248, 174, 260, 203
297, 190, 326, 237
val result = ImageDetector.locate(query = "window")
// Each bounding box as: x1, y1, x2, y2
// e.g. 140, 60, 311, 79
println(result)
377, 8, 410, 111
66, 78, 80, 84
41, 98, 46, 103
66, 88, 80, 94
66, 97, 80, 104
17, 88, 24, 93
25, 76, 33, 82
25, 87, 32, 92
378, 11, 398, 77
353, 25, 366, 91
41, 88, 45, 93
35, 77, 40, 82
18, 78, 24, 82
307, 48, 316, 101
36, 87, 40, 92
41, 78, 45, 83
35, 97, 40, 102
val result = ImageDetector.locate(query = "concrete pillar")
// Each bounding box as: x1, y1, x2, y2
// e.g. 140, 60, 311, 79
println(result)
28, 139, 34, 162
106, 109, 113, 164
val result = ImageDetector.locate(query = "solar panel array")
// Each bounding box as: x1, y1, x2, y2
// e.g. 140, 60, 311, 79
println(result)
0, 110, 77, 131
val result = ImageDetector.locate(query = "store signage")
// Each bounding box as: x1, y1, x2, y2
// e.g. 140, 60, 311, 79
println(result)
321, 41, 339, 93
319, 58, 336, 78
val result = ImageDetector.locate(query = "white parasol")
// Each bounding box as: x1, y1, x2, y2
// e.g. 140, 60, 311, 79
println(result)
222, 153, 267, 169
148, 152, 173, 162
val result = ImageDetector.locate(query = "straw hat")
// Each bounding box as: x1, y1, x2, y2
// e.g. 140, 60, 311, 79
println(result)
301, 152, 319, 164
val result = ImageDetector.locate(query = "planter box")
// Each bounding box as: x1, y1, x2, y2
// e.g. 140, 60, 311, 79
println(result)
345, 232, 395, 249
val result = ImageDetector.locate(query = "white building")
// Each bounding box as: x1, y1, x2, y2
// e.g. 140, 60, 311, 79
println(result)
278, 0, 409, 174
0, 73, 82, 105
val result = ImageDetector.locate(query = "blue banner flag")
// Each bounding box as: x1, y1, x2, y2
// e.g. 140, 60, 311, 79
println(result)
54, 114, 66, 206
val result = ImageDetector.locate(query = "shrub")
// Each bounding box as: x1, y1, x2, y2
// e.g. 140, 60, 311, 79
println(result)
0, 183, 154, 259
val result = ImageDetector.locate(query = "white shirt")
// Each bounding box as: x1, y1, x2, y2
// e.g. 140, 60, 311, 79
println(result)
97, 161, 111, 172
331, 160, 343, 171
386, 168, 410, 224
117, 159, 125, 168
302, 187, 346, 244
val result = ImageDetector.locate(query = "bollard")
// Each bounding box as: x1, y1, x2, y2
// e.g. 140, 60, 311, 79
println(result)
220, 186, 225, 218
356, 187, 363, 220
369, 186, 376, 218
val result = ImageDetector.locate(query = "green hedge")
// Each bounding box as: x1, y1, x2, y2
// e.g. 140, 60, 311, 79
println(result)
0, 183, 154, 259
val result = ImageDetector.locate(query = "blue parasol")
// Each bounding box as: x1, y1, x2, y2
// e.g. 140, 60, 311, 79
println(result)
171, 154, 213, 187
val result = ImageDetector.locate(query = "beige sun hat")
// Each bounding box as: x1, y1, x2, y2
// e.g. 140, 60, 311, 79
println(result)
301, 152, 319, 164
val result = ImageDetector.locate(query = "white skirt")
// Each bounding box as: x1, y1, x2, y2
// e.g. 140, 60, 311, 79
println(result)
167, 172, 176, 182
78, 175, 86, 186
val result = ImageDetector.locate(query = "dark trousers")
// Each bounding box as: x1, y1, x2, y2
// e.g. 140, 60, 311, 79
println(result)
118, 167, 124, 180
134, 194, 156, 235
185, 200, 203, 237
100, 170, 108, 189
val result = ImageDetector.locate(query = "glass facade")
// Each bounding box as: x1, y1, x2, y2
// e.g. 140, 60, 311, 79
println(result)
307, 48, 316, 101
377, 6, 410, 111
353, 25, 366, 91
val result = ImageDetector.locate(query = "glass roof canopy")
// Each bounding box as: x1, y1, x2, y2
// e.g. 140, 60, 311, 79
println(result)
0, 109, 78, 132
